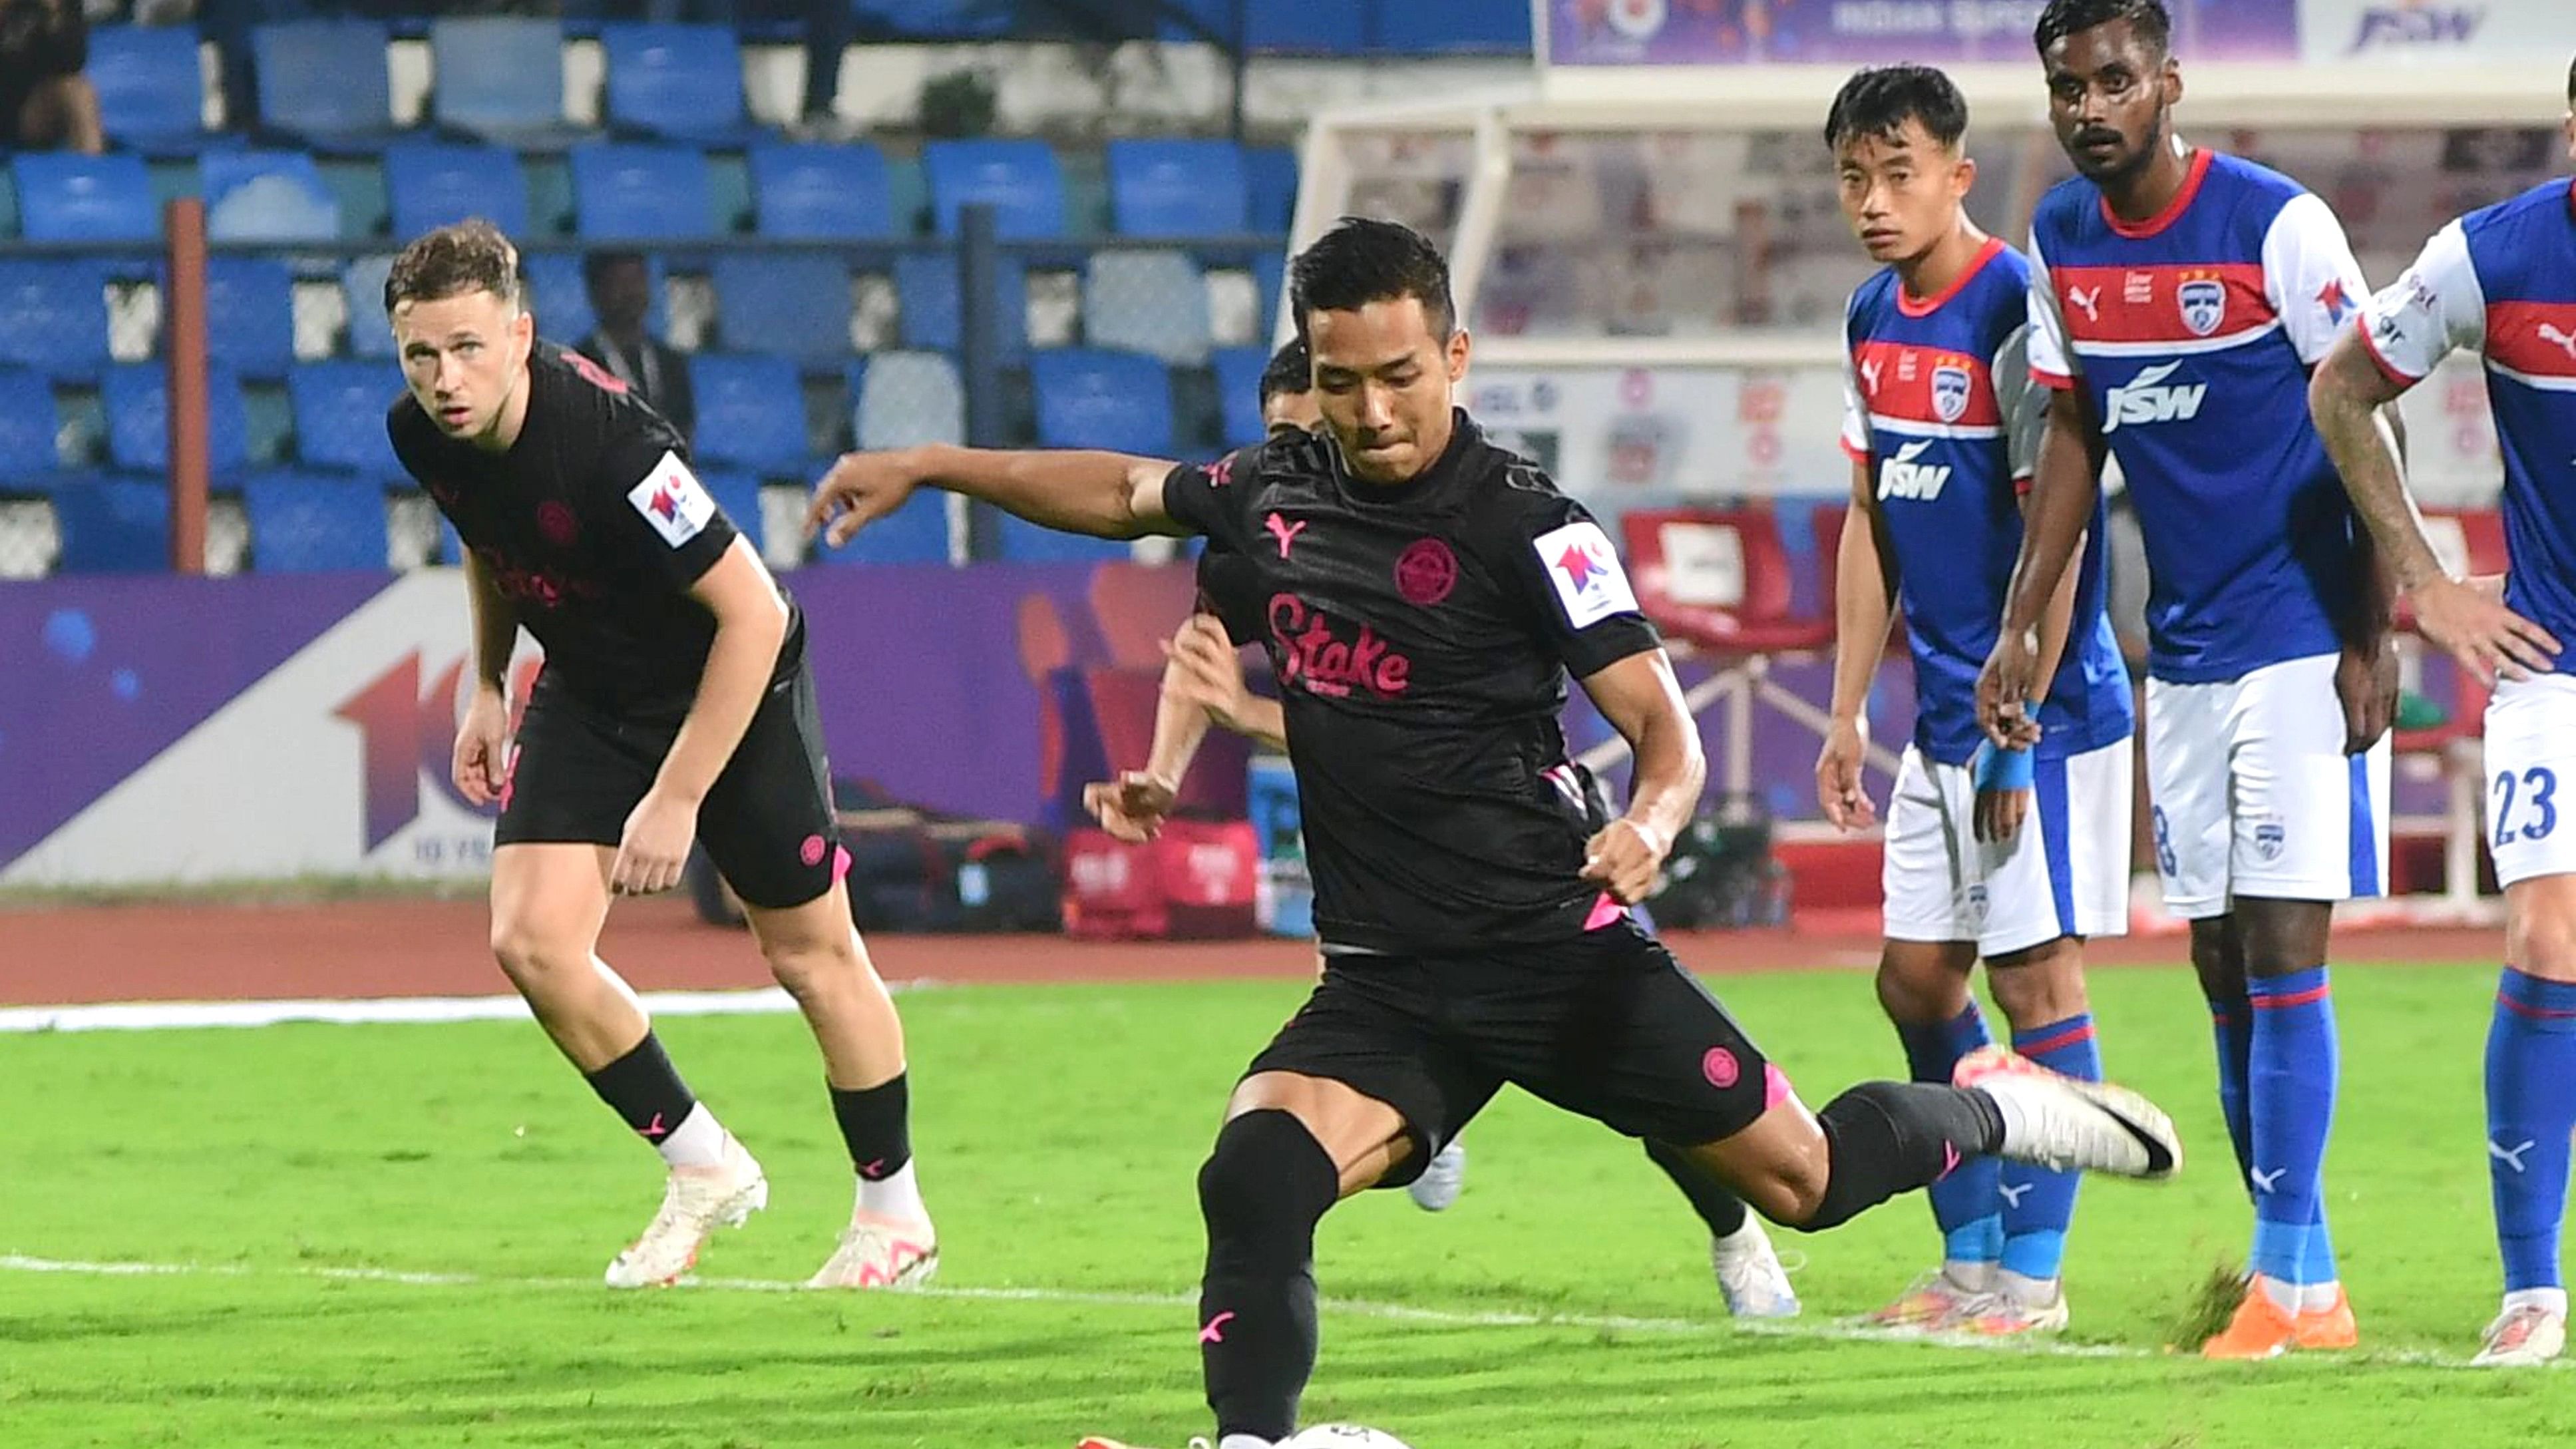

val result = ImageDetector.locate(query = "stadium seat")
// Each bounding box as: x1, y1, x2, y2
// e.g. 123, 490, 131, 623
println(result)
815, 486, 951, 565
385, 142, 531, 240
600, 23, 763, 146
709, 254, 852, 365
747, 142, 894, 239
569, 144, 715, 240
244, 471, 389, 572
694, 467, 767, 555
992, 512, 1132, 563
342, 256, 397, 359
1243, 147, 1300, 234
687, 353, 808, 473
200, 150, 342, 242
1029, 349, 1174, 455
1377, 0, 1531, 53
922, 140, 1067, 239
1248, 0, 1363, 54
850, 0, 1012, 39
519, 252, 668, 343
0, 260, 112, 379
1250, 249, 1286, 337
1105, 140, 1247, 237
250, 21, 402, 152
1085, 250, 1212, 365
88, 26, 220, 157
53, 476, 172, 573
892, 251, 1027, 358
204, 257, 298, 379
287, 362, 405, 480
851, 351, 966, 451
431, 17, 590, 149
0, 368, 63, 492
1210, 345, 1269, 449
11, 153, 157, 243
101, 364, 251, 477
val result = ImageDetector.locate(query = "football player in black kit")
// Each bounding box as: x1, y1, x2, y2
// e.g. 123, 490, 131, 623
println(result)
810, 218, 2183, 1449
383, 221, 934, 1291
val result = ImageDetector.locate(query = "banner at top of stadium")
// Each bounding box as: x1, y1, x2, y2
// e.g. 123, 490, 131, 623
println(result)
1541, 0, 2561, 67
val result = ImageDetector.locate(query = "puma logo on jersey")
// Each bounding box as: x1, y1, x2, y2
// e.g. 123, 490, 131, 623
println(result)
1876, 439, 1951, 501
2102, 361, 2207, 433
2539, 323, 2576, 361
2066, 284, 2103, 323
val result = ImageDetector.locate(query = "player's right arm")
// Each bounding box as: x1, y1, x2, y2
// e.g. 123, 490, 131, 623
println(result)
1819, 457, 1895, 831
2308, 221, 2557, 684
453, 548, 518, 805
1083, 614, 1287, 842
806, 445, 1192, 546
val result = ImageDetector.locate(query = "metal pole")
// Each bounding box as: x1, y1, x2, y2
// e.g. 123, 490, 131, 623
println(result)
958, 203, 1005, 560
163, 198, 210, 575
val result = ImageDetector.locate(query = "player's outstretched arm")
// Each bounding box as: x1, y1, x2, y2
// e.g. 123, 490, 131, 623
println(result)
1819, 459, 1893, 831
806, 445, 1185, 547
1576, 650, 1705, 905
2310, 331, 2557, 685
1979, 387, 2101, 746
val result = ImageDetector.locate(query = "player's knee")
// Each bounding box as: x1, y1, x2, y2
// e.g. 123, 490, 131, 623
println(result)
488, 919, 584, 984
1198, 1109, 1338, 1251
1874, 953, 1968, 1025
761, 935, 862, 1001
2507, 899, 2576, 978
1740, 1155, 1830, 1227
1988, 942, 2088, 1026
2235, 897, 2332, 975
2187, 917, 2244, 998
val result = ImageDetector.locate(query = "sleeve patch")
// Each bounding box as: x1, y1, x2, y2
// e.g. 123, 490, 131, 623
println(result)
626, 451, 715, 548
1532, 519, 1640, 630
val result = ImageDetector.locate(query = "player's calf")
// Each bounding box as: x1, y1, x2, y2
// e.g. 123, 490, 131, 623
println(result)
1198, 1110, 1341, 1446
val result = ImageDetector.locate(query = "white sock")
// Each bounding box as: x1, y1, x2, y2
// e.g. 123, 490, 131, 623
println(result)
1942, 1259, 1997, 1293
1997, 1269, 2060, 1308
656, 1103, 729, 1169
1218, 1436, 1273, 1449
2257, 1274, 2302, 1313
856, 1160, 928, 1222
2504, 1287, 2569, 1317
2299, 1279, 2343, 1314
1714, 1217, 1766, 1252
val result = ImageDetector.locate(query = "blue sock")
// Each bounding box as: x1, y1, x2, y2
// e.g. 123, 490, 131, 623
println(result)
2247, 966, 2337, 1285
2000, 1014, 2100, 1283
2487, 967, 2576, 1293
2207, 993, 2255, 1193
1895, 1000, 2000, 1266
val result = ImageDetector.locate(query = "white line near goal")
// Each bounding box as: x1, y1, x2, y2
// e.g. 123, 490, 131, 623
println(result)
0, 984, 940, 1035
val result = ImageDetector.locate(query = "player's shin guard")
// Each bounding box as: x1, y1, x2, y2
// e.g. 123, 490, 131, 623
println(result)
1894, 1004, 2002, 1264
1803, 1082, 2006, 1232
1644, 1137, 1749, 1239
2487, 968, 2576, 1295
1198, 1110, 1338, 1444
2000, 1014, 2100, 1283
2246, 968, 2336, 1287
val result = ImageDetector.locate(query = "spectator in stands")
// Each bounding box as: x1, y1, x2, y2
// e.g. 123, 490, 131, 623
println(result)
0, 0, 104, 154
575, 251, 695, 445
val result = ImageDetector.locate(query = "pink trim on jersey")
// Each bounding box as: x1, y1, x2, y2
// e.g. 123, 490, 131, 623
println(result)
1763, 1061, 1794, 1114
2484, 301, 2576, 381
2051, 262, 2273, 346
1850, 341, 2003, 427
2356, 315, 2421, 387
1583, 892, 1626, 931
1896, 236, 2009, 319
2099, 146, 2214, 240
831, 843, 853, 887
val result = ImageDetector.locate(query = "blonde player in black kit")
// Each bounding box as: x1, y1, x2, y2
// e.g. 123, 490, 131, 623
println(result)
810, 218, 2184, 1449
383, 221, 934, 1291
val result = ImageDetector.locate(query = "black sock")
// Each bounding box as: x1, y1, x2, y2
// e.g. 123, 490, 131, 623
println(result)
1198, 1110, 1338, 1444
1642, 1138, 1749, 1239
829, 1073, 912, 1180
1802, 1081, 2006, 1231
584, 1032, 699, 1145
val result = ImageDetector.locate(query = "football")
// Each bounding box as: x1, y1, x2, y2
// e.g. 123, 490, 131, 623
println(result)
1282, 1428, 1413, 1449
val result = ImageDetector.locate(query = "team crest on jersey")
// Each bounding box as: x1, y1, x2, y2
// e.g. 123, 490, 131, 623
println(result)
2178, 279, 2227, 337
2253, 820, 2286, 863
1931, 363, 1970, 424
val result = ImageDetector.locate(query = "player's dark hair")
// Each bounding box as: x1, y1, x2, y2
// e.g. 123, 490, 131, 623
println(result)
1825, 65, 1970, 152
582, 249, 647, 292
2034, 0, 2171, 58
385, 219, 522, 315
1289, 216, 1456, 341
1258, 338, 1312, 405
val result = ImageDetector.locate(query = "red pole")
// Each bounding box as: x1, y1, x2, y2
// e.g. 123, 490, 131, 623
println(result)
164, 196, 210, 575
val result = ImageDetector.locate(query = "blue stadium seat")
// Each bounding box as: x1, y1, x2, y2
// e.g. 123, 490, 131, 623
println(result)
688, 353, 808, 473
1105, 140, 1246, 237
850, 0, 1012, 39
244, 471, 389, 572
0, 369, 63, 491
0, 260, 111, 379
287, 361, 405, 479
11, 154, 157, 243
817, 487, 951, 566
200, 150, 341, 242
1086, 250, 1212, 365
709, 254, 852, 365
1210, 345, 1270, 449
922, 140, 1066, 240
89, 26, 218, 157
892, 251, 1027, 358
1377, 0, 1531, 52
101, 365, 251, 477
431, 17, 589, 149
54, 477, 172, 574
1029, 349, 1174, 455
385, 142, 530, 239
205, 257, 297, 379
343, 256, 396, 359
695, 467, 767, 555
250, 21, 401, 152
991, 513, 1132, 563
520, 252, 667, 343
1250, 249, 1286, 337
1244, 147, 1299, 233
747, 142, 893, 239
569, 144, 715, 240
600, 23, 761, 146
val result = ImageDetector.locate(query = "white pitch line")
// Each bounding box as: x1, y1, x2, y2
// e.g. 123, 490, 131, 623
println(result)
0, 984, 939, 1035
